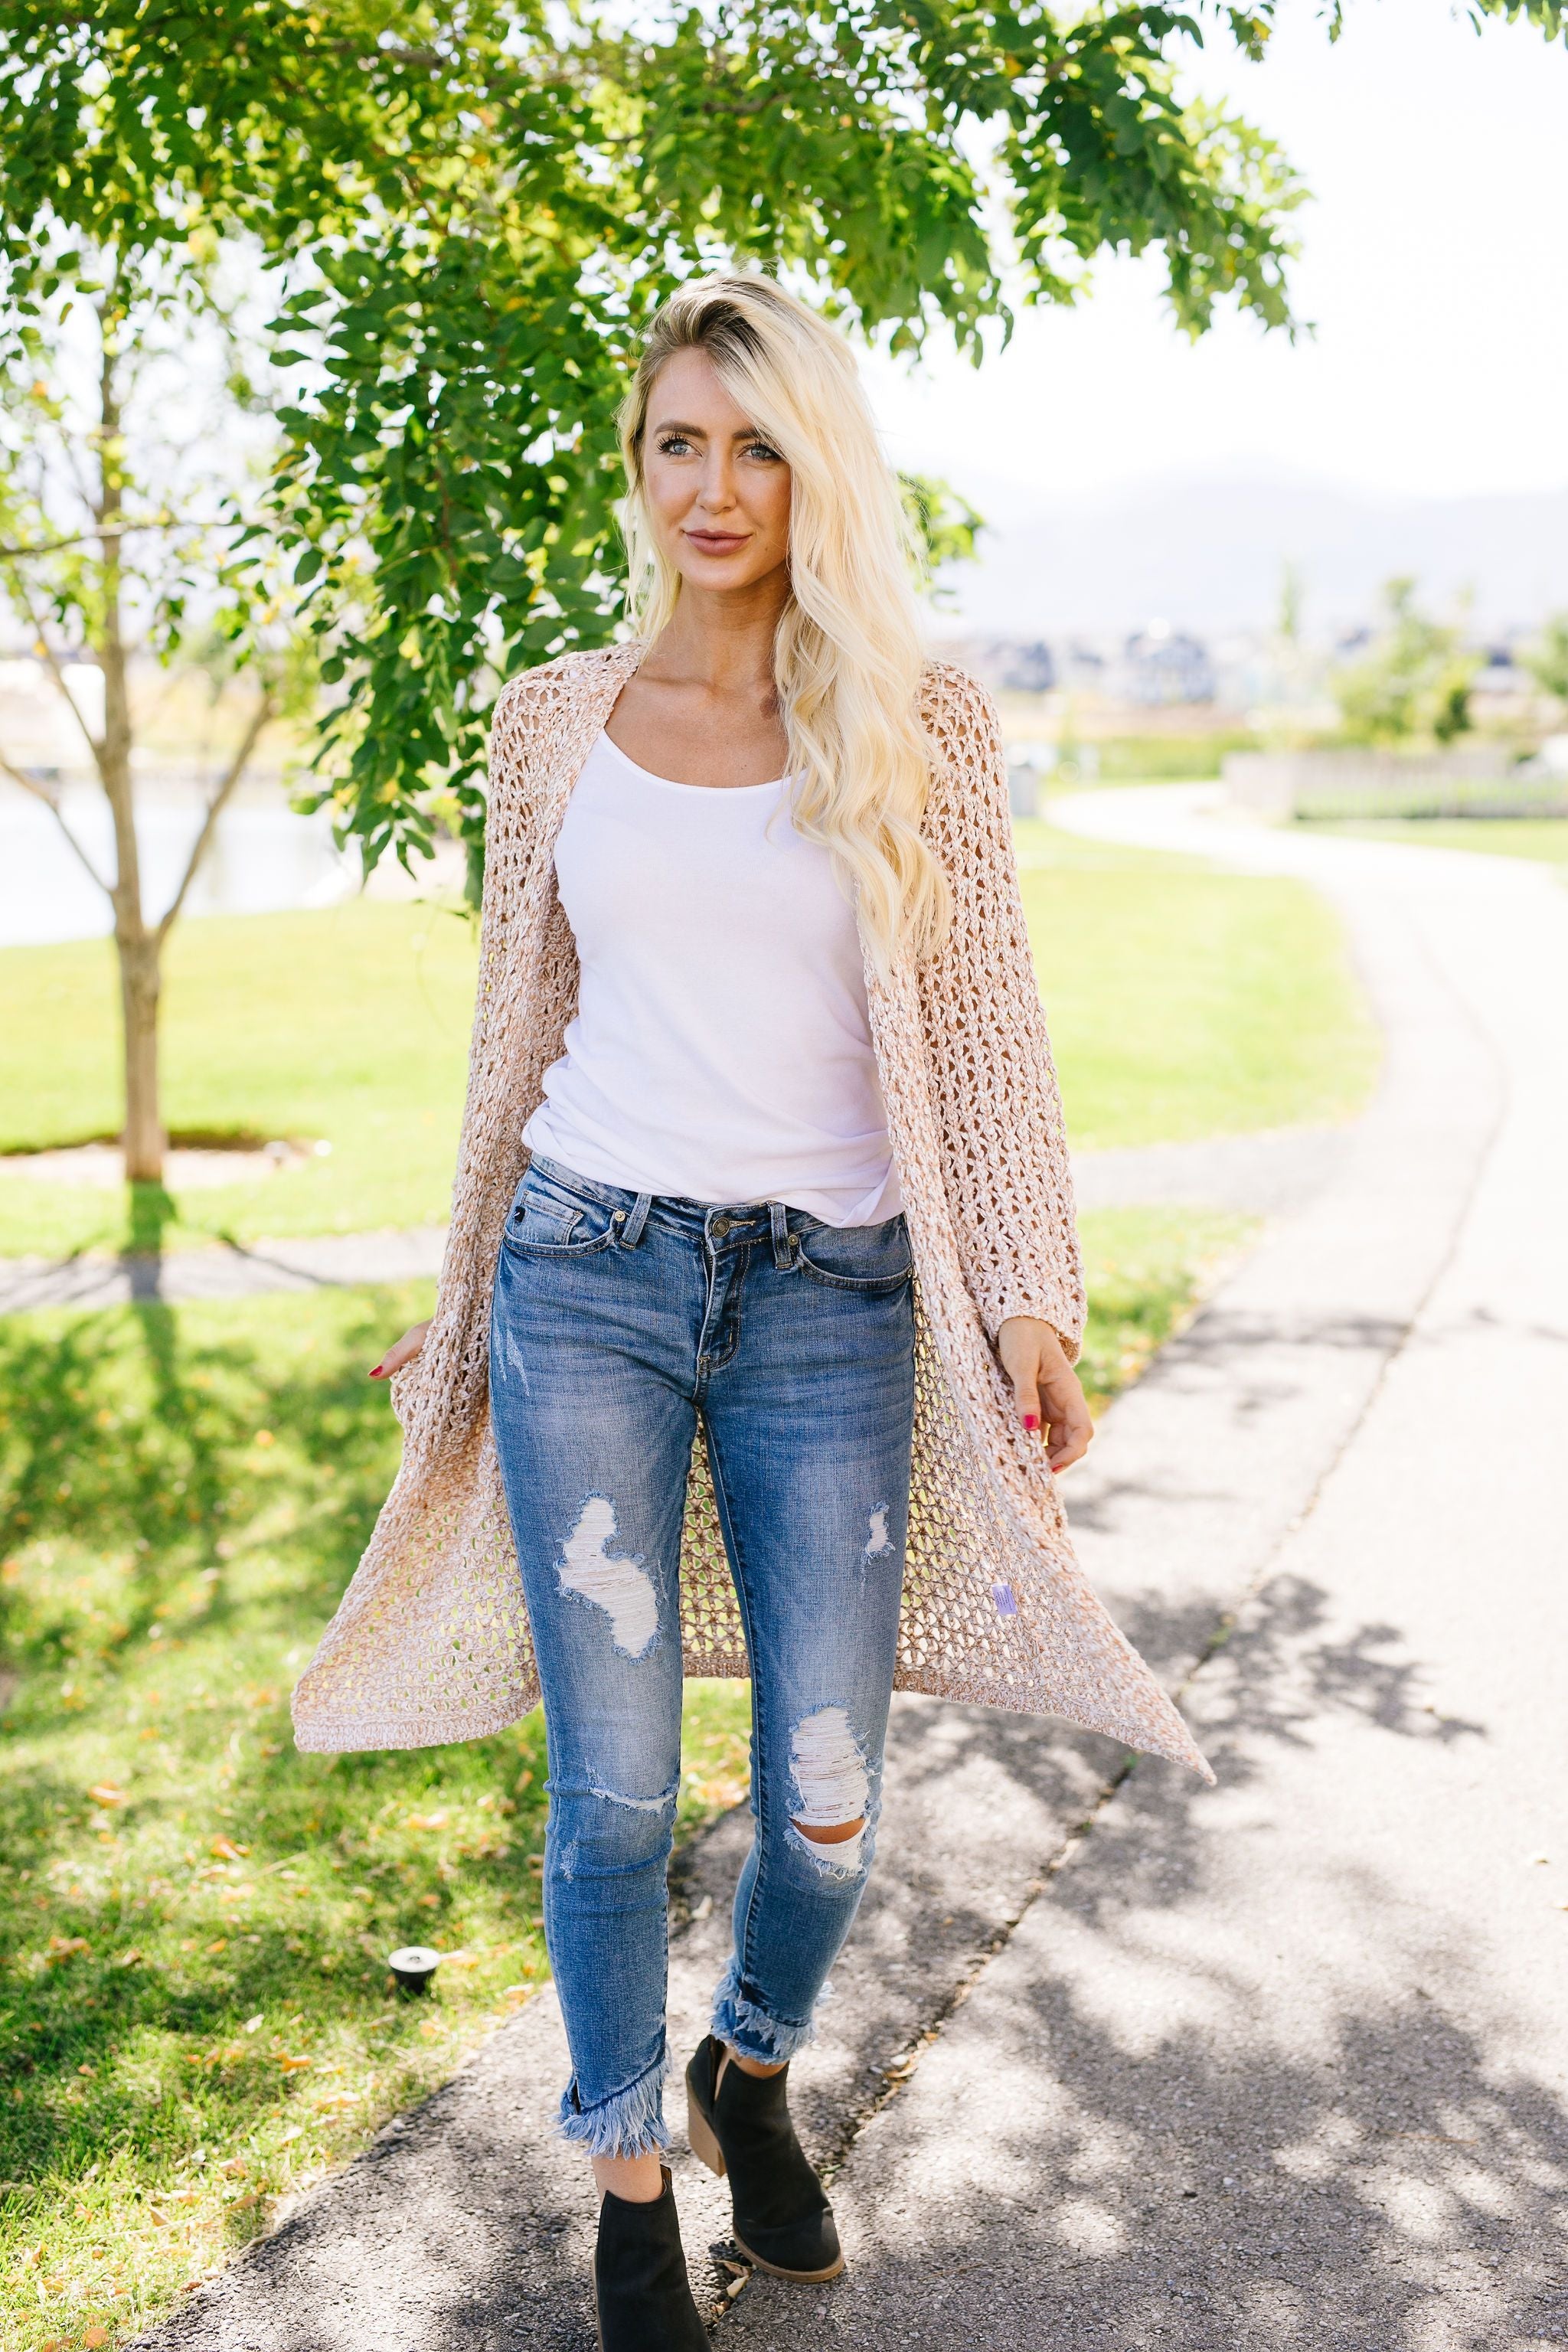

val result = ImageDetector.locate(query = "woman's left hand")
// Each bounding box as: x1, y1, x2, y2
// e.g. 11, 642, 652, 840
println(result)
997, 1316, 1093, 1473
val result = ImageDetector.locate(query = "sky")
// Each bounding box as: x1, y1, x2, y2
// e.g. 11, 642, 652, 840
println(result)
861, 0, 1568, 506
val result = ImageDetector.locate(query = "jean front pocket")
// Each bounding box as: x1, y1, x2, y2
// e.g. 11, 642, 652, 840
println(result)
502, 1170, 621, 1258
794, 1214, 913, 1294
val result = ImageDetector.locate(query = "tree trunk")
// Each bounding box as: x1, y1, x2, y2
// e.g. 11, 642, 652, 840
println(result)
102, 613, 165, 1182
102, 664, 165, 1182
92, 281, 168, 1188
117, 925, 165, 1182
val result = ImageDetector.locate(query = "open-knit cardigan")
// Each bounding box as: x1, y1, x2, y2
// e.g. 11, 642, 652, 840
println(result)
291, 641, 1208, 1779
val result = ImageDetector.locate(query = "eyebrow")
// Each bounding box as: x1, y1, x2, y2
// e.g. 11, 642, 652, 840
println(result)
648, 418, 769, 443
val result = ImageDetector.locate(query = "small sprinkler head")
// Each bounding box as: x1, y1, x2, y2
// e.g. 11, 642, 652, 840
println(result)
387, 1945, 441, 1994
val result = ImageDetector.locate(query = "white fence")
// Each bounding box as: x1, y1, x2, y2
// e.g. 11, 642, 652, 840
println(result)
1222, 746, 1568, 822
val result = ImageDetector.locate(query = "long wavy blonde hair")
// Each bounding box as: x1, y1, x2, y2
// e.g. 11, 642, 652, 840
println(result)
619, 275, 951, 972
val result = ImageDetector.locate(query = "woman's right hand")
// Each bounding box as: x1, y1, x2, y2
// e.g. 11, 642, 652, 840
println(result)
369, 1321, 431, 1380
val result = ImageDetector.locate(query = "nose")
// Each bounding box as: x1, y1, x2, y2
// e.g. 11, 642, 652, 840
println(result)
695, 444, 738, 514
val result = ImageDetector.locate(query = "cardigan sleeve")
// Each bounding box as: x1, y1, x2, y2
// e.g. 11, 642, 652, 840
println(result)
914, 665, 1086, 1361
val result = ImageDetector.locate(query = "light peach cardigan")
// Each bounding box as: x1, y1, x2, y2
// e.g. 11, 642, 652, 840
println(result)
292, 643, 1208, 1779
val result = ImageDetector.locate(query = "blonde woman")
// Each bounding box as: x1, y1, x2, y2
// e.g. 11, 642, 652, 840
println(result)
294, 273, 1206, 2347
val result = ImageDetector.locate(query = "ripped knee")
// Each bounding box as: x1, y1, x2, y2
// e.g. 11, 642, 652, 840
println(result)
788, 1705, 872, 1873
792, 1815, 866, 1846
589, 1776, 679, 1816
552, 1772, 678, 1880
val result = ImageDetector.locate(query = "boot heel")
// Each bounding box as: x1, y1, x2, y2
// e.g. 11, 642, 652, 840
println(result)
686, 2096, 727, 2178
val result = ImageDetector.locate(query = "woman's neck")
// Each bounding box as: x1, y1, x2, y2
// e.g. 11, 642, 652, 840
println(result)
641, 573, 790, 697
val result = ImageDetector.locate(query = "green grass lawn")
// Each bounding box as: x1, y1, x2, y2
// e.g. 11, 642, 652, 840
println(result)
0, 903, 479, 1260
0, 1201, 1243, 2347
0, 828, 1375, 1258
0, 1282, 750, 2347
1301, 815, 1568, 871
1016, 816, 1378, 1148
1091, 731, 1259, 782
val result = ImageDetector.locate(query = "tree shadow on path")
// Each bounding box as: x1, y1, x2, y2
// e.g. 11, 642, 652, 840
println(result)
795, 1576, 1559, 2352
135, 1567, 1552, 2352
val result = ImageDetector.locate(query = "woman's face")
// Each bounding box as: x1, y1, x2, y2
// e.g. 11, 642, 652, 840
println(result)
639, 348, 792, 597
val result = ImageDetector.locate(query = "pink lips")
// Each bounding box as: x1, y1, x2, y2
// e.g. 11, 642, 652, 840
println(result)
685, 531, 749, 552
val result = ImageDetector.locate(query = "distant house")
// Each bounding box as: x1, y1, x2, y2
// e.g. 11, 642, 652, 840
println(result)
995, 640, 1057, 693
1119, 624, 1216, 707
939, 637, 1057, 694
1469, 646, 1535, 707
1057, 640, 1108, 692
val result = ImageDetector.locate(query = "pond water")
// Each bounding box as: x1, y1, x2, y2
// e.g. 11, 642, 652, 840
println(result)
1, 783, 361, 946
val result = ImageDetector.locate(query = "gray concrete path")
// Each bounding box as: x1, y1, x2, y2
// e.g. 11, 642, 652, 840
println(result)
0, 1226, 449, 1315
1070, 1123, 1350, 1217
817, 796, 1568, 2352
132, 793, 1566, 2352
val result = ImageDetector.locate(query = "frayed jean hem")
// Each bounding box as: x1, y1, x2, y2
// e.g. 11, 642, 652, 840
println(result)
556, 2052, 671, 2159
710, 1962, 818, 2065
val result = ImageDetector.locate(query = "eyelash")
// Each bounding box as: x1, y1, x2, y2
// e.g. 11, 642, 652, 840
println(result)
655, 434, 782, 463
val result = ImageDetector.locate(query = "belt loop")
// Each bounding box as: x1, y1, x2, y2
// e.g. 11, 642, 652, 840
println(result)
621, 1191, 653, 1249
769, 1200, 793, 1270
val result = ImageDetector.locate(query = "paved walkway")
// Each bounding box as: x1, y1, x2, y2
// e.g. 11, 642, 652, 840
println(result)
0, 1226, 451, 1315
134, 792, 1566, 2352
819, 793, 1568, 2351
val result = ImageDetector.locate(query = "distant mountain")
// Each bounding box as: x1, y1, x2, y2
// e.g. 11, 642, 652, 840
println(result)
934, 469, 1567, 639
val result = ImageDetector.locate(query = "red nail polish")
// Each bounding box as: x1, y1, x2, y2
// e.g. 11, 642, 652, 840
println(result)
369, 1364, 385, 1379
1022, 1413, 1040, 1431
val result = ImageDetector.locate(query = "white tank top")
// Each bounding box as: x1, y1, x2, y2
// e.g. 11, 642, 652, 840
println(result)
522, 731, 901, 1227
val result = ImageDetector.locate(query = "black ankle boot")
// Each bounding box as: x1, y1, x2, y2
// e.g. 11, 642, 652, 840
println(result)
592, 2166, 710, 2351
684, 2034, 843, 2282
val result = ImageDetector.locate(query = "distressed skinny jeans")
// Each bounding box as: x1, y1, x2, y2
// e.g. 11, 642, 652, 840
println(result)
488, 1155, 916, 2160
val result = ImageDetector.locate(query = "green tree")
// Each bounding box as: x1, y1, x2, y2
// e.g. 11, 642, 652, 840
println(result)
1521, 612, 1568, 706
1335, 577, 1481, 748
1, 3, 502, 1183
0, 243, 312, 1181
3, 0, 1565, 1163
900, 475, 985, 606
1278, 559, 1304, 648
5, 0, 1321, 920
